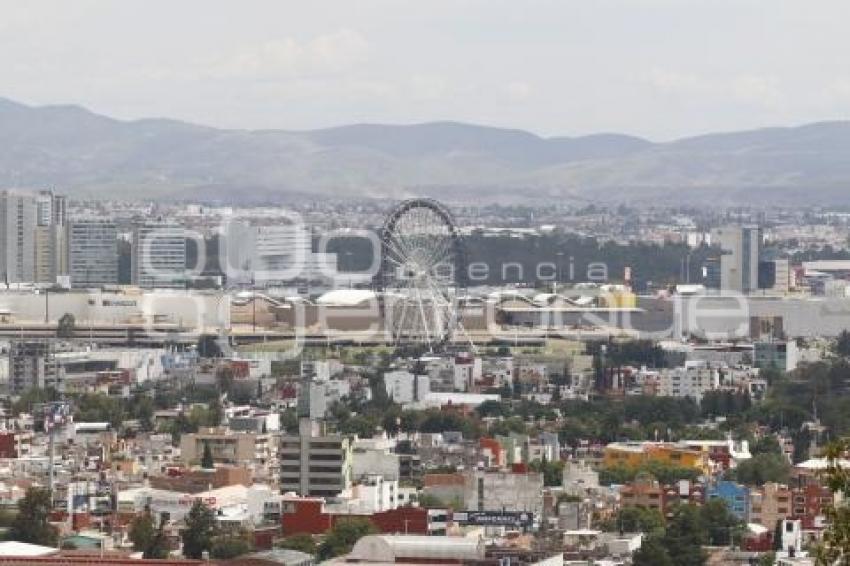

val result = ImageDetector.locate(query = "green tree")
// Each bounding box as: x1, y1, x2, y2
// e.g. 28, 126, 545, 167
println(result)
74, 392, 125, 429
834, 330, 850, 358
208, 397, 224, 427
181, 500, 218, 559
814, 439, 850, 563
751, 435, 782, 456
9, 487, 58, 546
201, 442, 214, 469
317, 518, 377, 560
57, 313, 75, 339
700, 499, 741, 546
277, 533, 317, 555
633, 536, 673, 566
129, 512, 155, 552
600, 507, 665, 538
529, 456, 564, 487
12, 387, 59, 416
210, 531, 253, 559
730, 453, 789, 486
129, 512, 170, 559
662, 504, 706, 566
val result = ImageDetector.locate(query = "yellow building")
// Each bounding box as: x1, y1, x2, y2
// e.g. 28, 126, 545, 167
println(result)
599, 286, 637, 309
603, 442, 709, 474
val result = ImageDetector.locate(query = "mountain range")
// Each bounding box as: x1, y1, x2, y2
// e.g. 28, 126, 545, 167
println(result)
2, 96, 849, 206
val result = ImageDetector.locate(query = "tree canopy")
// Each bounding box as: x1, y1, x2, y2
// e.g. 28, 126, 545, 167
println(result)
181, 500, 217, 559
9, 488, 58, 547
317, 518, 377, 560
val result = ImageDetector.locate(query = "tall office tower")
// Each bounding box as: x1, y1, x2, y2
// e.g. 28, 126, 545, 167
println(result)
131, 222, 187, 289
0, 190, 37, 284
68, 219, 119, 288
33, 190, 68, 284
713, 225, 762, 293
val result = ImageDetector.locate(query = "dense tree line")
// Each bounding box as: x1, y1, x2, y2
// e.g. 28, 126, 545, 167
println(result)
627, 500, 742, 566
326, 232, 717, 289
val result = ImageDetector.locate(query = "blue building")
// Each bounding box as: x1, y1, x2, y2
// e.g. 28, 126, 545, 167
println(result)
706, 480, 749, 521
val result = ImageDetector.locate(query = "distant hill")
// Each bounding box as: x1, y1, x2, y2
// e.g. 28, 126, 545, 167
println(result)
1, 96, 849, 205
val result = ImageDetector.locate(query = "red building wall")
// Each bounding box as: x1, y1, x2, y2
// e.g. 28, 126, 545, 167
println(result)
282, 498, 430, 536
371, 506, 429, 535
281, 499, 334, 535
0, 433, 17, 458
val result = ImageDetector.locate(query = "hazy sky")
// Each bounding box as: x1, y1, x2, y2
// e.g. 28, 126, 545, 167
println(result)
2, 0, 849, 140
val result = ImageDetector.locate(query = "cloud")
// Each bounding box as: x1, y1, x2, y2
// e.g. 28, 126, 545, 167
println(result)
408, 75, 449, 100
503, 81, 533, 100
644, 67, 784, 109
208, 29, 369, 80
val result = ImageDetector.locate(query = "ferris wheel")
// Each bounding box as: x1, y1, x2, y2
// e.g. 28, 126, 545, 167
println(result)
375, 198, 466, 349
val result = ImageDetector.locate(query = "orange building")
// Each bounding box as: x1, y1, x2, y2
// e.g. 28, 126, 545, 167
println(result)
603, 442, 709, 475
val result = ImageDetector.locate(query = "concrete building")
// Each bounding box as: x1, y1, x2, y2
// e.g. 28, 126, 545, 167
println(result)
131, 222, 186, 289
383, 370, 429, 405
7, 340, 61, 393
0, 190, 36, 283
462, 469, 544, 516
33, 190, 67, 284
713, 225, 762, 293
562, 460, 600, 497
279, 419, 353, 497
749, 482, 793, 528
453, 354, 482, 391
619, 474, 666, 513
180, 427, 275, 467
297, 379, 350, 420
656, 363, 721, 404
352, 442, 401, 482
33, 225, 65, 284
754, 341, 798, 373
67, 219, 118, 288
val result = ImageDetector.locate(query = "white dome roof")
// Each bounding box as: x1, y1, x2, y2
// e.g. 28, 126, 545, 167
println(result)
315, 289, 378, 306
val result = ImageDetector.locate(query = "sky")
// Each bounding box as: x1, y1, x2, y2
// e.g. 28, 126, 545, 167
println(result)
1, 0, 850, 141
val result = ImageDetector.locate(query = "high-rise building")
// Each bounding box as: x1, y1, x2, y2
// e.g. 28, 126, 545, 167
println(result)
35, 190, 66, 227
33, 190, 67, 284
713, 225, 762, 293
8, 340, 60, 394
131, 222, 186, 289
68, 219, 119, 288
0, 190, 37, 284
279, 419, 353, 497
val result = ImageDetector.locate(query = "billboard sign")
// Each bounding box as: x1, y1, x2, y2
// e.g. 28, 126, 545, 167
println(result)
451, 510, 534, 527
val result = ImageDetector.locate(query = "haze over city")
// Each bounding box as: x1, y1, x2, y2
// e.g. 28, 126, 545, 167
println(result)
3, 1, 850, 139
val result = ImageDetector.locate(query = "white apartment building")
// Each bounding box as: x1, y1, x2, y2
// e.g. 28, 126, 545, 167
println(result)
657, 362, 721, 404
452, 355, 482, 391
131, 222, 186, 289
384, 370, 430, 404
713, 225, 762, 293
